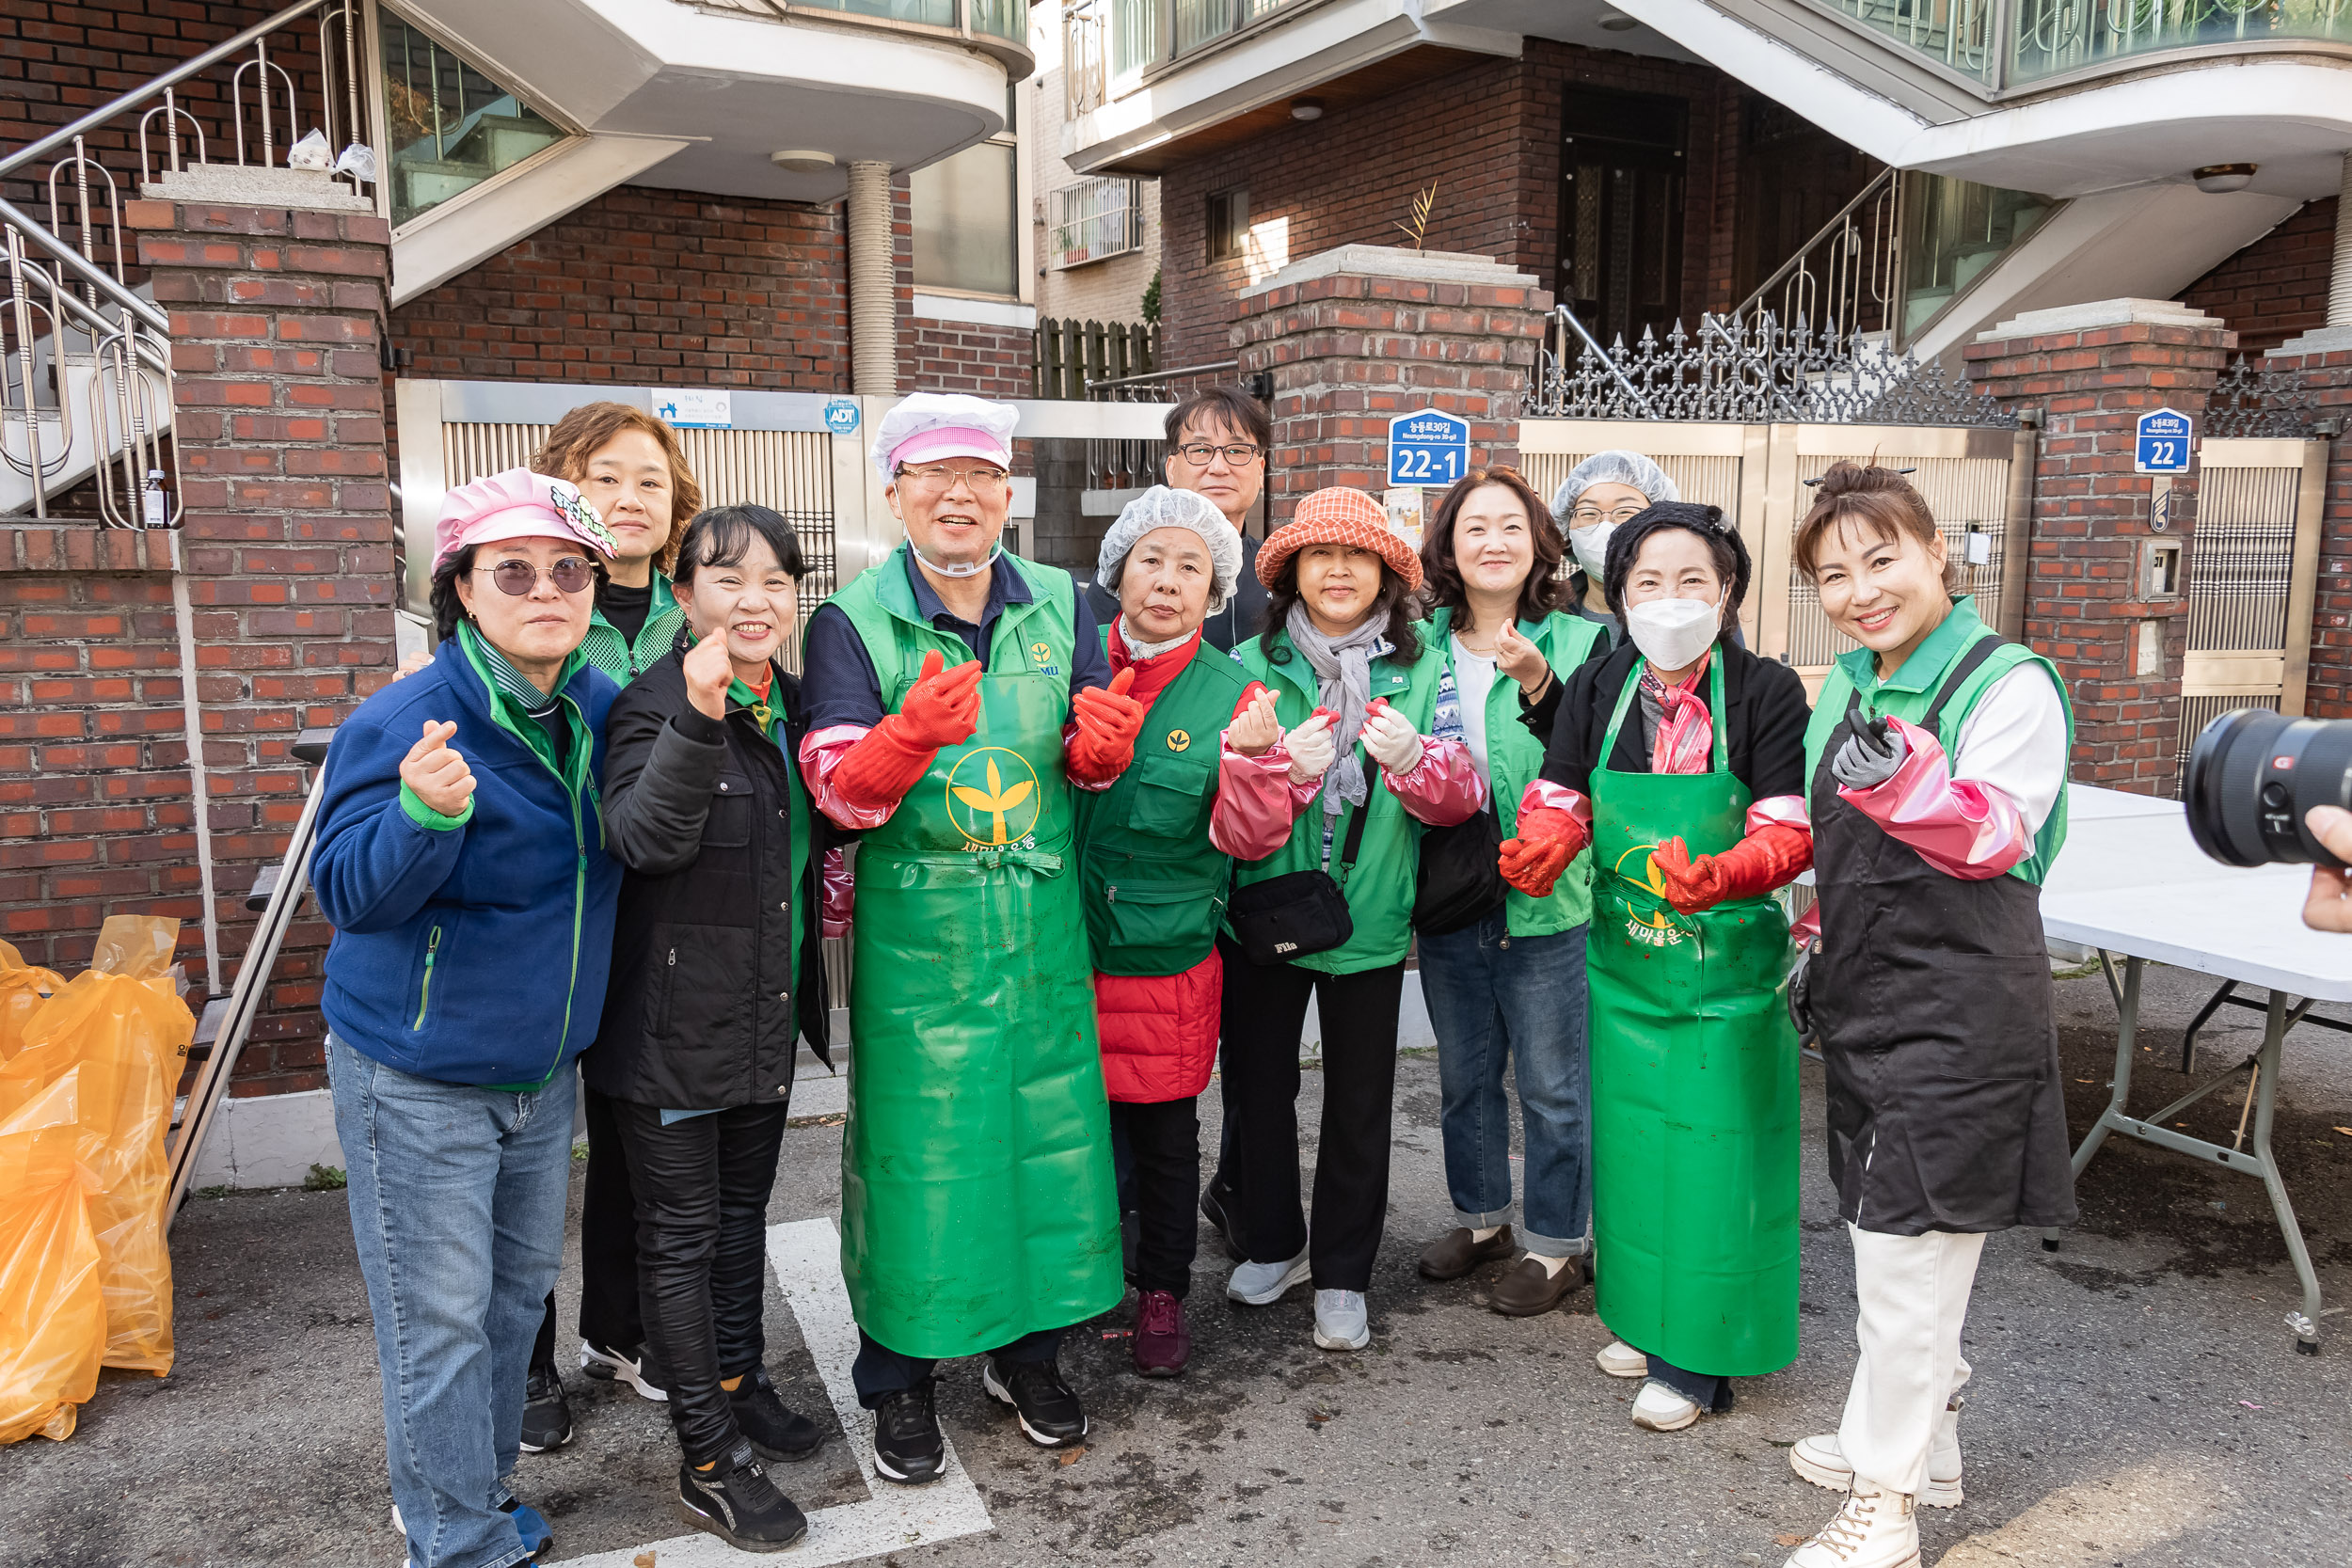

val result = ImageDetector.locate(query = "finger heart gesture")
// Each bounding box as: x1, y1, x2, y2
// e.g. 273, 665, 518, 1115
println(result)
400, 720, 475, 818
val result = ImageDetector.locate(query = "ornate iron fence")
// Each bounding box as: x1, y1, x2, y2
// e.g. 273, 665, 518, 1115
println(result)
1531, 308, 2018, 428
2205, 355, 2321, 439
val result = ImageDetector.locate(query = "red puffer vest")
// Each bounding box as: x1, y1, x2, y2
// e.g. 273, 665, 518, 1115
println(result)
1094, 950, 1221, 1102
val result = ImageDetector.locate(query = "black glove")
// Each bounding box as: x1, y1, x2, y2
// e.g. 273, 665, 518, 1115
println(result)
1788, 936, 1819, 1045
1831, 713, 1907, 791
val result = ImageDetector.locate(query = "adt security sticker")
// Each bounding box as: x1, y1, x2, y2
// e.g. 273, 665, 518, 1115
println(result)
2135, 408, 2193, 475
823, 398, 860, 436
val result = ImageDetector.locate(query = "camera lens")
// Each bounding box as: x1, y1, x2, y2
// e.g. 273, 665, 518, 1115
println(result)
2185, 707, 2352, 869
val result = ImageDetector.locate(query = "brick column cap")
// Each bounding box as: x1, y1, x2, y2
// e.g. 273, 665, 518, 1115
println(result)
1238, 245, 1540, 302
2273, 324, 2352, 358
1977, 298, 2218, 341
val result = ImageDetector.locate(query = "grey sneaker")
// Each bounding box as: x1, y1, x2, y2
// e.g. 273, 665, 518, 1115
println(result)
1311, 1289, 1369, 1351
1226, 1244, 1311, 1307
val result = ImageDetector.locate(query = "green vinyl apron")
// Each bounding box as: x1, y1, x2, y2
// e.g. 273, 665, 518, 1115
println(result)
1587, 654, 1799, 1377
833, 556, 1123, 1359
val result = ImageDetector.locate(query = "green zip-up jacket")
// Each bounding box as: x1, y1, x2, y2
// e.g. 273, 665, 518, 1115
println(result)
579, 573, 686, 686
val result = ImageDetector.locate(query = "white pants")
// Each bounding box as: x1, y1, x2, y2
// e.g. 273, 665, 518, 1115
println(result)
1838, 1225, 1986, 1496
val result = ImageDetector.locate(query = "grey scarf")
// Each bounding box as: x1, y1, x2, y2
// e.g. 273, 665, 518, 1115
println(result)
1283, 600, 1385, 817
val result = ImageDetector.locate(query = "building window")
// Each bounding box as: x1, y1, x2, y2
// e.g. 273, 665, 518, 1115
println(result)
1207, 185, 1248, 262
912, 93, 1020, 298
377, 8, 567, 229
1050, 177, 1143, 269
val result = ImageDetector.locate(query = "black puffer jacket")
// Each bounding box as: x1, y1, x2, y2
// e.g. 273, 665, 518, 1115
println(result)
585, 631, 831, 1109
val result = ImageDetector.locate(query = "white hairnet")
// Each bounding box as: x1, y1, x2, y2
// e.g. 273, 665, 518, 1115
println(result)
1549, 449, 1680, 520
869, 392, 1021, 483
1095, 485, 1243, 614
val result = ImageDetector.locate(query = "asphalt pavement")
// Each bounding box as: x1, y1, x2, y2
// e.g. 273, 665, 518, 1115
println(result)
4, 962, 2348, 1567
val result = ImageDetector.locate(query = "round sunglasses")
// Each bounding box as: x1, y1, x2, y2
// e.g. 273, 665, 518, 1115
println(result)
473, 557, 596, 595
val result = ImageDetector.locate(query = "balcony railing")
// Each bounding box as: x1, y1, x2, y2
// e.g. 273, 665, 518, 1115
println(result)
1811, 0, 2351, 89
1064, 0, 1311, 95
1049, 177, 1144, 267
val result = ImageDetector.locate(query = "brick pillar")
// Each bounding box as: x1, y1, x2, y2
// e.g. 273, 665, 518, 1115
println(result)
2269, 337, 2352, 718
1966, 299, 2233, 795
127, 198, 396, 1096
1231, 245, 1550, 524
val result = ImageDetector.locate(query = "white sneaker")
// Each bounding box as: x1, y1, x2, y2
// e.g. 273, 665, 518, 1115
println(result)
1629, 1378, 1701, 1432
1311, 1289, 1370, 1351
1783, 1485, 1920, 1568
1789, 1414, 1963, 1507
1227, 1244, 1312, 1307
580, 1338, 668, 1402
1595, 1340, 1650, 1379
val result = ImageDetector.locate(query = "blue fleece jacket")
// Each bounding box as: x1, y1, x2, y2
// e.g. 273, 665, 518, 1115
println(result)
312, 636, 622, 1086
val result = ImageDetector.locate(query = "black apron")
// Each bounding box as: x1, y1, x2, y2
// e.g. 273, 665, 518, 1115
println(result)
1808, 637, 2078, 1236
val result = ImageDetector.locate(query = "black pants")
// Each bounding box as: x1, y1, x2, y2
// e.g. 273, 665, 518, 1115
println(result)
610, 1098, 791, 1465
1218, 938, 1406, 1293
850, 1327, 1063, 1410
1109, 1097, 1200, 1298
532, 1083, 644, 1370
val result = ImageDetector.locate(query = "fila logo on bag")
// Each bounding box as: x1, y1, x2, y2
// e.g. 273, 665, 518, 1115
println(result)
1274, 941, 1298, 954
1614, 845, 1686, 949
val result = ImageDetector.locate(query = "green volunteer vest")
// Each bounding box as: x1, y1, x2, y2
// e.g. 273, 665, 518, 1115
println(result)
825, 545, 1121, 1359
1427, 605, 1609, 937
1073, 630, 1253, 977
1803, 596, 2073, 886
1231, 626, 1450, 974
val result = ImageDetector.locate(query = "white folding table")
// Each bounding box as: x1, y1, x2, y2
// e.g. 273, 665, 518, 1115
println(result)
2040, 784, 2352, 1353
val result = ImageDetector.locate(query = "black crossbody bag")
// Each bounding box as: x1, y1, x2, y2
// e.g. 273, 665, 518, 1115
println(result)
1411, 799, 1507, 935
1226, 800, 1370, 966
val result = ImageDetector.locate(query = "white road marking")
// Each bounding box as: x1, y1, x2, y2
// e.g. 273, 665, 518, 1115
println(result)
563, 1217, 993, 1566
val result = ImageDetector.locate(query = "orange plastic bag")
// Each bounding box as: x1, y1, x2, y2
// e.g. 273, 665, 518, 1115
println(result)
0, 941, 62, 1065
0, 1071, 104, 1444
0, 916, 191, 1388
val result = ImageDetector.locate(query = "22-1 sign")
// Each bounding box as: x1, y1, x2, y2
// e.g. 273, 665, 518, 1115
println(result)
1388, 409, 1471, 489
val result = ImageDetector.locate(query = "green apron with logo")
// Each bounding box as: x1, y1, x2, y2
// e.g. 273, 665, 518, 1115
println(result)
1074, 634, 1251, 976
832, 548, 1122, 1358
1587, 655, 1798, 1376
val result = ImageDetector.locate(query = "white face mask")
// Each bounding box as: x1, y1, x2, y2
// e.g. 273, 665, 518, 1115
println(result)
912, 543, 1000, 579
1567, 521, 1613, 579
1625, 592, 1724, 671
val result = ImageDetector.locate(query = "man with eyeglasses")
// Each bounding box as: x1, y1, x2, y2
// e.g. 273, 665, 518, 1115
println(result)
1087, 386, 1272, 654
798, 392, 1143, 1485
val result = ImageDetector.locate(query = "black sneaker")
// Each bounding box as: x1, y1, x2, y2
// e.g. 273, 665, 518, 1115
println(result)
676, 1439, 807, 1553
580, 1338, 669, 1402
870, 1382, 946, 1486
728, 1365, 823, 1461
982, 1354, 1087, 1448
518, 1360, 573, 1453
1120, 1208, 1141, 1287
1200, 1175, 1247, 1262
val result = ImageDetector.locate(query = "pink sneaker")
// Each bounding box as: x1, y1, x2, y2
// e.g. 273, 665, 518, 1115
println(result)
1131, 1290, 1190, 1378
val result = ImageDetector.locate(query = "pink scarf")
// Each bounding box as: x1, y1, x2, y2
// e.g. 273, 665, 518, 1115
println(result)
1642, 657, 1714, 776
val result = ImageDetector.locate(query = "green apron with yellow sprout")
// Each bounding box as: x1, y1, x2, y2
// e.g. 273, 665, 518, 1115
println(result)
1587, 656, 1798, 1376
832, 548, 1122, 1358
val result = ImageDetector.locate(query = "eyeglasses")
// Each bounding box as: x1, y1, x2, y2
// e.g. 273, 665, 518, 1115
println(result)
474, 557, 596, 595
897, 463, 1011, 494
1173, 441, 1263, 467
1567, 503, 1647, 527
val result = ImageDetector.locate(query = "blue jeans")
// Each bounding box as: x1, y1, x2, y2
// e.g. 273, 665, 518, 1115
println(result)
328, 1034, 576, 1568
1418, 914, 1592, 1258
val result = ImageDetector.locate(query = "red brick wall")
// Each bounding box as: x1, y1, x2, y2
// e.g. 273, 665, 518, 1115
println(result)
2182, 198, 2340, 357
391, 185, 852, 389
1156, 40, 1738, 368
904, 316, 1033, 397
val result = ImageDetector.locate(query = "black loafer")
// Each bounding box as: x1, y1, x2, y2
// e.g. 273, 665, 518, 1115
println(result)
1418, 1225, 1516, 1281
1488, 1253, 1591, 1317
1200, 1175, 1247, 1262
982, 1354, 1087, 1448
728, 1365, 824, 1461
871, 1382, 946, 1485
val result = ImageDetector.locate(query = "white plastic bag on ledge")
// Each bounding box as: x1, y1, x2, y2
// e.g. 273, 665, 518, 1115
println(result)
286, 128, 331, 171
334, 142, 378, 182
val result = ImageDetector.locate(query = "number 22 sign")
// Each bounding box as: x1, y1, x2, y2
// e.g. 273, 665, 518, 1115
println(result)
2135, 407, 2193, 475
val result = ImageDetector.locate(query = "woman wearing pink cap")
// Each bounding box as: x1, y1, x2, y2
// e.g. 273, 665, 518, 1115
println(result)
1220, 486, 1486, 1354
311, 467, 625, 1568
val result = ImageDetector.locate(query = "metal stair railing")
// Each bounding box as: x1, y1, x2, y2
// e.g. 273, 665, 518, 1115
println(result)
0, 0, 372, 524
1734, 166, 1902, 341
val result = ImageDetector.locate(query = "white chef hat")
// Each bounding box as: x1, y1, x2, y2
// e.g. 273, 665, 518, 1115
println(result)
1549, 449, 1680, 520
869, 392, 1021, 483
1096, 485, 1243, 613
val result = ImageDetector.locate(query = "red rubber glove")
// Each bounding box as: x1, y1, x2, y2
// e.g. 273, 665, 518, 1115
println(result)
1499, 805, 1585, 898
1650, 823, 1813, 914
1067, 665, 1144, 784
828, 650, 984, 816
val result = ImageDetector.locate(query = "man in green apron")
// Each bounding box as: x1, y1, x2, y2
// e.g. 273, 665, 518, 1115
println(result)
798, 394, 1145, 1483
1501, 501, 1814, 1432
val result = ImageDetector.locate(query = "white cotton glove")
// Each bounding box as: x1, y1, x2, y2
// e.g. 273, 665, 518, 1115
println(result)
1359, 702, 1425, 775
1283, 711, 1337, 785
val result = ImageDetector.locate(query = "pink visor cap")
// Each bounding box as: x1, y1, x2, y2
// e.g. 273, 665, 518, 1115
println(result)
433, 467, 618, 572
869, 391, 1021, 482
